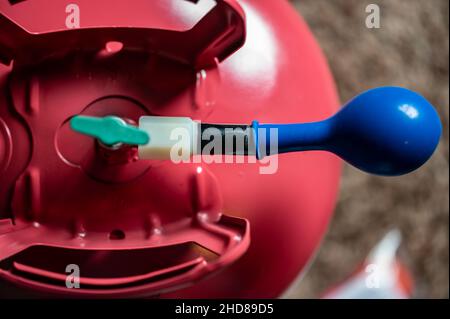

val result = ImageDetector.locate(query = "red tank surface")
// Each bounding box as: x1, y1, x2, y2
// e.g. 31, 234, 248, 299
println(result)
0, 0, 340, 298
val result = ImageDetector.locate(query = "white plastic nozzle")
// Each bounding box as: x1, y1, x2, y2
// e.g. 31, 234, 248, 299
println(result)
138, 116, 199, 161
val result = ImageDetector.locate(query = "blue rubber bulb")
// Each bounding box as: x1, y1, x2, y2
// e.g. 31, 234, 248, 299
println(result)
327, 87, 442, 176
255, 87, 442, 176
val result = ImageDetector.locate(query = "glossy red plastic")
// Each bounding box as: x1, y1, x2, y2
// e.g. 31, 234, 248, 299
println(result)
0, 0, 341, 298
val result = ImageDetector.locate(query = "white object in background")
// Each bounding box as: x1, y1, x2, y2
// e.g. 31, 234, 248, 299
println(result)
323, 230, 412, 299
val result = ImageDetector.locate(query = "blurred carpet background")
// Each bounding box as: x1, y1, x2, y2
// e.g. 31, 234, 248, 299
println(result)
286, 0, 449, 298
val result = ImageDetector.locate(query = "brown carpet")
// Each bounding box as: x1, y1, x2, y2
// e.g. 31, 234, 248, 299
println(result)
286, 0, 449, 298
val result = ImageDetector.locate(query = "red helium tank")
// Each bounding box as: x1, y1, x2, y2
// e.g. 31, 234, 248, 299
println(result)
0, 0, 340, 298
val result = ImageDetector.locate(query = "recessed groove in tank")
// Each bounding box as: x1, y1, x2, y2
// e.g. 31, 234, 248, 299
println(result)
0, 244, 219, 289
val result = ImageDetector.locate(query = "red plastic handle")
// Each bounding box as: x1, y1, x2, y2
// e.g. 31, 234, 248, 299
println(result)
0, 0, 246, 68
0, 215, 249, 298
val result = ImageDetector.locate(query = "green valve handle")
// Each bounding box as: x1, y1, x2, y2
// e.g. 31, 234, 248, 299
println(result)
70, 115, 150, 146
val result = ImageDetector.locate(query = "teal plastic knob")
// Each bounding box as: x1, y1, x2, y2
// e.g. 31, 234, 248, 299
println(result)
70, 115, 150, 146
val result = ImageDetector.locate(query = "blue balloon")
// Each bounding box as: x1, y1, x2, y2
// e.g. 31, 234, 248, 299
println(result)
254, 87, 442, 176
